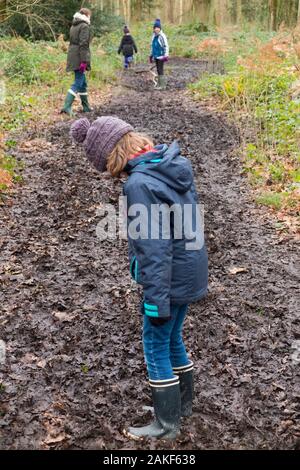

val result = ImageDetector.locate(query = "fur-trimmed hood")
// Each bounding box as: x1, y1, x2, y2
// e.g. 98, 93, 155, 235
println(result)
73, 12, 90, 25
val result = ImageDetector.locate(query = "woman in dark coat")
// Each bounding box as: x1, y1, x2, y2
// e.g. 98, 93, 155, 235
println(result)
61, 8, 92, 116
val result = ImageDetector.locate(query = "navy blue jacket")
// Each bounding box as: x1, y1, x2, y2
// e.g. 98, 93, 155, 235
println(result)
123, 142, 208, 319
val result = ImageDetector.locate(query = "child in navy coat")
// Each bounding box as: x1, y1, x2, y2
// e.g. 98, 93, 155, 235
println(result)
118, 25, 138, 69
70, 116, 208, 440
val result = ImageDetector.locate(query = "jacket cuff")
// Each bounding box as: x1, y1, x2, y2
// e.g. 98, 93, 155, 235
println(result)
143, 301, 170, 318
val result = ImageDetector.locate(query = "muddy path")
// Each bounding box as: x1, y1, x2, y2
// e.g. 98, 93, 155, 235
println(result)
0, 58, 299, 450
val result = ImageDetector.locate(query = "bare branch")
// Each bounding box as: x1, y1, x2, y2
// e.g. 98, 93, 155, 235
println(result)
1, 0, 57, 40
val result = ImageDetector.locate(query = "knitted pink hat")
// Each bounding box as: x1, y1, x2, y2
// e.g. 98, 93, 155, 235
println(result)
70, 116, 134, 172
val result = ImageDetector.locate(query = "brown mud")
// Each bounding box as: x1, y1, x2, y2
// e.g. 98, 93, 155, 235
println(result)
0, 58, 299, 450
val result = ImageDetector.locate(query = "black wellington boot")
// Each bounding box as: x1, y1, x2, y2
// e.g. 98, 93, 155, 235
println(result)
173, 363, 194, 417
125, 378, 181, 440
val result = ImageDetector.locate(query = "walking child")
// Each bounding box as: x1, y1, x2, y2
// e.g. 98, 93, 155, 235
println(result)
70, 116, 208, 440
118, 25, 138, 70
61, 8, 92, 116
149, 18, 169, 90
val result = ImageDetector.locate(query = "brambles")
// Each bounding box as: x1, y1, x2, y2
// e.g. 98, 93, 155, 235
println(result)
197, 37, 227, 57
0, 154, 22, 194
0, 134, 23, 197
0, 167, 12, 191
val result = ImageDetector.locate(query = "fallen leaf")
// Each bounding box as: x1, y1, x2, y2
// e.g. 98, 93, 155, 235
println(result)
43, 434, 68, 445
228, 266, 249, 275
53, 311, 75, 322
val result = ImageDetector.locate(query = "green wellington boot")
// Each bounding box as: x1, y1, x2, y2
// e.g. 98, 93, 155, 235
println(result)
79, 93, 92, 113
173, 364, 194, 417
155, 75, 167, 91
160, 75, 167, 90
125, 378, 181, 440
61, 90, 76, 116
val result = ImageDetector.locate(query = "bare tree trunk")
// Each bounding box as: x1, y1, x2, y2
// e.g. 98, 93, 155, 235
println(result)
119, 0, 124, 18
215, 0, 229, 27
134, 0, 143, 21
123, 0, 130, 23
221, 0, 228, 26
192, 0, 208, 24
269, 0, 278, 31
115, 0, 120, 17
167, 0, 174, 23
209, 0, 217, 25
179, 0, 184, 24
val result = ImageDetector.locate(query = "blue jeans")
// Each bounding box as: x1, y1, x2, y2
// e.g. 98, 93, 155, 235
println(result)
70, 70, 87, 94
124, 55, 133, 69
143, 304, 191, 380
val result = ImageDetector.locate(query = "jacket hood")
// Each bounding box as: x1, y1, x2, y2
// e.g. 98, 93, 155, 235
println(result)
73, 12, 90, 26
126, 141, 193, 194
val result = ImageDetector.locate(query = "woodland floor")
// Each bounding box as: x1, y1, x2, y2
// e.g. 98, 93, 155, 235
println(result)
0, 58, 299, 450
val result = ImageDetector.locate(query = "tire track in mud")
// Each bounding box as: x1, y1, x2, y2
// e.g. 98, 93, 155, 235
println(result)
0, 58, 299, 450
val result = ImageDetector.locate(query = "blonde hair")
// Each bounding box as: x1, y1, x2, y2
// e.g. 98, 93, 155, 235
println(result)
80, 8, 91, 17
107, 132, 154, 177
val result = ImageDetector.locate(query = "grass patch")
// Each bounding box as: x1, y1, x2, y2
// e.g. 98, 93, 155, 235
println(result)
256, 192, 287, 209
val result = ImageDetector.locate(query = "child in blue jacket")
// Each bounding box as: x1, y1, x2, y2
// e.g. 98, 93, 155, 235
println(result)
150, 18, 169, 90
70, 116, 208, 440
